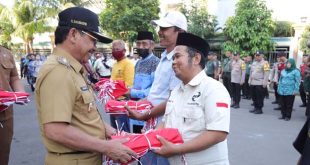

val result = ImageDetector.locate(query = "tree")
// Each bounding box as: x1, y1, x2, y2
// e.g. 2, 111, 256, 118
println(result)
273, 21, 294, 37
182, 1, 219, 39
0, 0, 55, 54
300, 25, 310, 54
223, 0, 275, 56
38, 0, 96, 18
99, 0, 160, 47
0, 4, 15, 49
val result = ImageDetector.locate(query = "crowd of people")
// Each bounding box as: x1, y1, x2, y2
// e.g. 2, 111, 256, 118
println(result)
204, 50, 309, 121
1, 6, 310, 165
20, 53, 46, 91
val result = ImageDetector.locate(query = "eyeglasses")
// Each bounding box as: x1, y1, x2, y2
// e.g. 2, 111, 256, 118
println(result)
81, 30, 97, 45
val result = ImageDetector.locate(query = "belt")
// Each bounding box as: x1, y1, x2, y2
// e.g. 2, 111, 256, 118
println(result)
49, 151, 89, 156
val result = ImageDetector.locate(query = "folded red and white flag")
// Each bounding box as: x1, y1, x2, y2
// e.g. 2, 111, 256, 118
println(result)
95, 78, 128, 103
105, 99, 157, 131
105, 100, 152, 114
0, 90, 30, 112
104, 128, 184, 165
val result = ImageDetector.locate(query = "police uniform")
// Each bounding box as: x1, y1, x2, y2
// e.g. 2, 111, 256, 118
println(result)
163, 71, 230, 165
230, 58, 246, 108
249, 59, 270, 114
35, 47, 106, 165
222, 57, 232, 96
0, 46, 20, 165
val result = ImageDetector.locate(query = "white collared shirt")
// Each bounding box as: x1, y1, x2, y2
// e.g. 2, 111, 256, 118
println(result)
147, 50, 181, 106
163, 71, 230, 165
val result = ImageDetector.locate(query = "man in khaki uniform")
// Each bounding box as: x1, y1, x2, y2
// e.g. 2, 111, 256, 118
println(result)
35, 7, 135, 165
230, 52, 246, 108
249, 51, 270, 114
0, 46, 25, 165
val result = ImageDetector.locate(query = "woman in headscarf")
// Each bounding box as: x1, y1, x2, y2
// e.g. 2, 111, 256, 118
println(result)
277, 58, 301, 121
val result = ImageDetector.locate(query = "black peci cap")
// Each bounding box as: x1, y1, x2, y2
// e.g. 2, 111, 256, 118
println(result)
176, 33, 209, 57
137, 31, 154, 41
58, 7, 112, 43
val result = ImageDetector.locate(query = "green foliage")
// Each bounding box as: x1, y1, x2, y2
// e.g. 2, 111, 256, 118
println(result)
35, 0, 90, 18
300, 25, 310, 54
99, 0, 160, 44
0, 5, 14, 48
223, 0, 275, 56
182, 2, 219, 39
0, 0, 55, 53
274, 21, 294, 37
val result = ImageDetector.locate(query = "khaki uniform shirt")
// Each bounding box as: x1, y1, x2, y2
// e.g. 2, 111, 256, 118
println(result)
249, 60, 270, 86
231, 59, 246, 84
35, 47, 106, 154
0, 46, 19, 121
163, 71, 230, 165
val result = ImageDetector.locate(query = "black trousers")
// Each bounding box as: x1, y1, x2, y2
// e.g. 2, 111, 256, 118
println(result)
251, 85, 265, 109
300, 82, 307, 105
279, 95, 295, 118
222, 73, 232, 97
232, 83, 241, 105
273, 83, 279, 102
306, 94, 310, 117
0, 116, 13, 165
242, 75, 251, 98
264, 87, 269, 97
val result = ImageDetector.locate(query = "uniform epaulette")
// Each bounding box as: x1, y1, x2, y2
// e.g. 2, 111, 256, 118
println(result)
241, 61, 246, 70
57, 56, 70, 68
263, 62, 270, 71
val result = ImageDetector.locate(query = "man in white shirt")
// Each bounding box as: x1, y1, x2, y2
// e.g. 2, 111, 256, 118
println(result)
94, 52, 114, 78
154, 33, 230, 165
126, 11, 188, 165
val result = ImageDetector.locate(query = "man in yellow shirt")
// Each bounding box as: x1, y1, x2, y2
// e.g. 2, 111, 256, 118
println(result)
110, 40, 134, 132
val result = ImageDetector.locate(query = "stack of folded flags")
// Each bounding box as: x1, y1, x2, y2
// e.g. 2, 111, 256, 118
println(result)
104, 128, 184, 165
0, 90, 30, 112
95, 78, 128, 103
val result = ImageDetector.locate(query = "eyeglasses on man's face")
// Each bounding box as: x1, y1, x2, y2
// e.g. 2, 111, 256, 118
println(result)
81, 30, 97, 45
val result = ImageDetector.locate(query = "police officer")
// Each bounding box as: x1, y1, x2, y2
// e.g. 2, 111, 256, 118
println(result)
35, 7, 136, 165
230, 52, 246, 108
205, 51, 220, 80
249, 51, 270, 114
222, 50, 233, 97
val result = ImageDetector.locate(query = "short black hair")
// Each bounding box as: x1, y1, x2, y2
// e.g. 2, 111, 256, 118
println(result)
54, 26, 71, 45
187, 47, 205, 69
